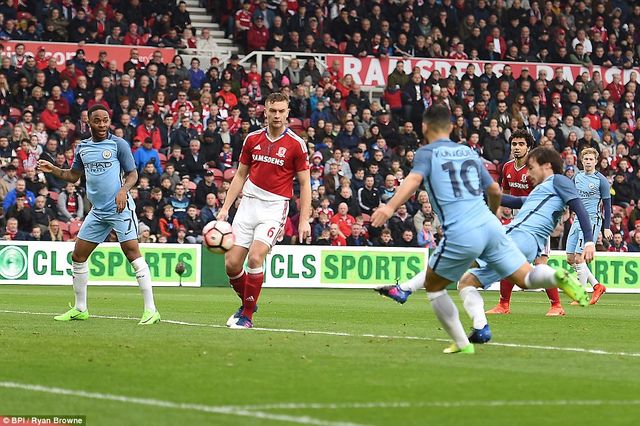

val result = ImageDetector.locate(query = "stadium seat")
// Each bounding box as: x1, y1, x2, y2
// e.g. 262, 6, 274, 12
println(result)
338, 41, 347, 53
68, 220, 82, 239
48, 191, 59, 202
289, 118, 305, 135
159, 153, 167, 168
9, 107, 21, 121
59, 222, 71, 240
255, 104, 265, 117
484, 162, 500, 182
212, 168, 223, 187
361, 213, 371, 224
223, 168, 237, 181
187, 181, 197, 192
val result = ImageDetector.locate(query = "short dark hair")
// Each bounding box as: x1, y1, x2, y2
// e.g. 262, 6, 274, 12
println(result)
527, 147, 563, 174
509, 129, 535, 148
88, 104, 109, 118
422, 104, 452, 133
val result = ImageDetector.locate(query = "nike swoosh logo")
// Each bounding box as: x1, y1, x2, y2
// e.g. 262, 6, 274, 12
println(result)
70, 313, 83, 319
141, 314, 157, 324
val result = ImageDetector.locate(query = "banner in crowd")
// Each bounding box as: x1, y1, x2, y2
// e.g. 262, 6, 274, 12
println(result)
0, 242, 200, 286
263, 245, 429, 288
326, 54, 640, 88
1, 41, 176, 71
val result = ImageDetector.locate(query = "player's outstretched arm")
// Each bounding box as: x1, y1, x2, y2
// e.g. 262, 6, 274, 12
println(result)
37, 159, 83, 184
371, 172, 422, 227
486, 182, 504, 214
217, 163, 249, 221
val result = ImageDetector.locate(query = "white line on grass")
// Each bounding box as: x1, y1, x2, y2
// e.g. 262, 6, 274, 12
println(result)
2, 309, 640, 358
229, 399, 640, 410
0, 381, 367, 426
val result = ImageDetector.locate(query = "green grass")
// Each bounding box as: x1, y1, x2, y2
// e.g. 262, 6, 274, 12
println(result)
1, 286, 639, 426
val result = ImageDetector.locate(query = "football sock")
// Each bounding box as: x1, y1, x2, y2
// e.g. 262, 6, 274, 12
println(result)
459, 286, 487, 329
399, 270, 426, 292
524, 264, 557, 289
132, 257, 156, 312
427, 290, 470, 349
498, 279, 514, 305
72, 261, 89, 312
229, 270, 247, 301
574, 262, 590, 288
242, 266, 264, 320
587, 270, 600, 287
545, 288, 561, 305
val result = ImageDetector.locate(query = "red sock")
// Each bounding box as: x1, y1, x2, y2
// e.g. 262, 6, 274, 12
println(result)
499, 279, 514, 305
545, 287, 561, 306
229, 271, 246, 301
242, 269, 264, 320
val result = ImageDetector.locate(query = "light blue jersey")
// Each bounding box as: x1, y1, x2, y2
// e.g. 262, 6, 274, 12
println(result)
573, 171, 610, 220
506, 174, 578, 255
412, 140, 496, 233
411, 139, 526, 282
566, 170, 611, 254
72, 133, 139, 244
72, 133, 136, 214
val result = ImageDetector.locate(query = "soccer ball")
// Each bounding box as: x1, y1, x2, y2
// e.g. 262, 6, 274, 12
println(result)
202, 221, 235, 253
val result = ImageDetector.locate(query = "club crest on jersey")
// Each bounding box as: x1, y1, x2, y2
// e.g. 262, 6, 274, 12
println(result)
276, 147, 287, 158
102, 150, 112, 159
521, 174, 528, 182
588, 183, 596, 190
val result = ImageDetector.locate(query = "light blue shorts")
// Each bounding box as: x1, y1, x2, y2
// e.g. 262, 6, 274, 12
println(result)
566, 217, 601, 254
428, 219, 527, 283
77, 199, 139, 244
468, 229, 539, 289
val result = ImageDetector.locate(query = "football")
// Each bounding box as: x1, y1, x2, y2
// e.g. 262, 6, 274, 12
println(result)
202, 220, 235, 253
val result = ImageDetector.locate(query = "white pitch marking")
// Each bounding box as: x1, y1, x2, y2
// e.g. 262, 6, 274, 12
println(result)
1, 309, 639, 358
0, 381, 367, 426
229, 399, 640, 411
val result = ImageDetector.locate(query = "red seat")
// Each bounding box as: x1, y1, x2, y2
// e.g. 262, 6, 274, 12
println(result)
211, 168, 223, 187
255, 104, 265, 117
484, 162, 500, 182
223, 168, 237, 181
68, 220, 82, 239
361, 213, 371, 225
187, 181, 197, 192
338, 41, 347, 53
48, 191, 59, 202
9, 107, 21, 121
159, 153, 167, 168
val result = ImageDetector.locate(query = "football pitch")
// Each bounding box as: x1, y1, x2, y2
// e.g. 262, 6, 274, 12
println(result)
1, 286, 639, 426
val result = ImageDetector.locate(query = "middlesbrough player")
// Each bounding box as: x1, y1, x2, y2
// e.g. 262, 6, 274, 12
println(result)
566, 148, 612, 305
487, 130, 565, 316
217, 93, 311, 329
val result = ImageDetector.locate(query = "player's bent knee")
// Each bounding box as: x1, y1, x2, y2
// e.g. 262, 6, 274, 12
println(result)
457, 273, 479, 290
71, 252, 88, 263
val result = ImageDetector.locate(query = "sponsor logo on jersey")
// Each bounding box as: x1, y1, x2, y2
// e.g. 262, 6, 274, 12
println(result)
276, 146, 287, 157
252, 154, 285, 166
509, 181, 530, 190
102, 150, 112, 159
253, 144, 261, 151
86, 161, 113, 173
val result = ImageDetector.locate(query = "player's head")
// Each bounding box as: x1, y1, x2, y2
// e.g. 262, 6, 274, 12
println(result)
580, 147, 599, 172
526, 147, 563, 184
88, 104, 111, 140
422, 104, 452, 142
265, 92, 290, 131
509, 129, 534, 159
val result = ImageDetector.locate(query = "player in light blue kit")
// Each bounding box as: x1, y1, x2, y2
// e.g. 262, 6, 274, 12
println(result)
454, 147, 595, 343
371, 105, 588, 354
566, 148, 612, 305
37, 105, 160, 325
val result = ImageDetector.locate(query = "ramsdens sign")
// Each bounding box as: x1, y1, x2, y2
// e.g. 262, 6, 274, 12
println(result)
0, 242, 200, 286
265, 246, 429, 288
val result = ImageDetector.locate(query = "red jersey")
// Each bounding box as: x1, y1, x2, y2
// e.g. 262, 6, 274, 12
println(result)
239, 128, 309, 200
501, 159, 533, 196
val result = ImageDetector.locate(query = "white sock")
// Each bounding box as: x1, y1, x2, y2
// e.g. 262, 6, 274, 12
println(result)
399, 270, 426, 292
574, 262, 590, 288
587, 270, 599, 287
72, 261, 89, 312
132, 257, 156, 312
459, 286, 487, 329
427, 290, 469, 349
524, 264, 557, 289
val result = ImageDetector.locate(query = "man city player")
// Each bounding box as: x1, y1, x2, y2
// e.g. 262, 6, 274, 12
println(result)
38, 105, 160, 325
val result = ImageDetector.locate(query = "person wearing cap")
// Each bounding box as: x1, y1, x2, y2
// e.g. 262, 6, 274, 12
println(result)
133, 137, 163, 174
135, 113, 163, 151
194, 169, 218, 207
247, 14, 269, 52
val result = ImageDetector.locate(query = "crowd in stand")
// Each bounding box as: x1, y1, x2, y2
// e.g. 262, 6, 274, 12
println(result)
3, 0, 640, 251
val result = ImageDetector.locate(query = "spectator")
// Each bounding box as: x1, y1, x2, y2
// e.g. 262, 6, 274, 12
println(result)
133, 138, 163, 174
417, 220, 438, 249
388, 204, 414, 242
184, 139, 206, 181
330, 202, 355, 238
183, 204, 204, 243
0, 217, 30, 241
199, 193, 218, 225
608, 232, 629, 252
57, 182, 84, 222
346, 223, 371, 246
3, 179, 36, 212
6, 194, 34, 232
329, 223, 346, 246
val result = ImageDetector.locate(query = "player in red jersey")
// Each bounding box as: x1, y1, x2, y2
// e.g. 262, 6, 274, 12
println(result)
486, 130, 565, 316
217, 92, 311, 329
